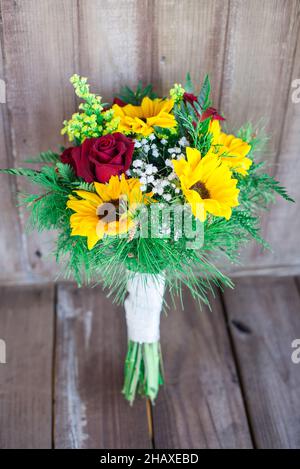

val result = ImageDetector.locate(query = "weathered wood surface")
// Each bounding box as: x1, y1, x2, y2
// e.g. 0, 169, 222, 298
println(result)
223, 277, 300, 449
0, 285, 54, 449
1, 278, 300, 448
0, 0, 299, 283
152, 290, 253, 449
54, 284, 151, 449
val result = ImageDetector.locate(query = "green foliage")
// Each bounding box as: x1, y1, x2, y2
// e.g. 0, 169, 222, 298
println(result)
62, 74, 119, 143
0, 78, 293, 309
25, 150, 60, 164
117, 81, 157, 105
197, 74, 211, 109
184, 72, 194, 93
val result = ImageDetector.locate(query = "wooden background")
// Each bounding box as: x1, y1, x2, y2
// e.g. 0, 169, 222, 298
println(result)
0, 0, 299, 284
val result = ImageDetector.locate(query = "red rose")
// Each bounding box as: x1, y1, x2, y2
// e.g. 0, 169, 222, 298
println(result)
61, 133, 134, 183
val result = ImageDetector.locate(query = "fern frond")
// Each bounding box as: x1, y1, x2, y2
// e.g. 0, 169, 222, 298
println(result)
25, 150, 60, 164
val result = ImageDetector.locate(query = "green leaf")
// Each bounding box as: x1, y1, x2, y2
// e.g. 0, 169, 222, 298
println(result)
184, 72, 194, 93
56, 162, 76, 182
197, 74, 211, 109
25, 150, 60, 164
0, 167, 39, 177
72, 181, 96, 192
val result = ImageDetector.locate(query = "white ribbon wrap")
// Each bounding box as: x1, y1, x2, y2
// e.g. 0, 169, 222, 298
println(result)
125, 272, 165, 344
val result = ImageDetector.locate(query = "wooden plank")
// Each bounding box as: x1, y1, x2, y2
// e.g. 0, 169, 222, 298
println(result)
152, 289, 252, 449
54, 284, 151, 449
249, 21, 300, 271
0, 2, 27, 282
219, 0, 300, 273
1, 0, 78, 281
223, 277, 300, 448
150, 0, 229, 102
0, 284, 54, 449
77, 0, 150, 101
220, 0, 299, 161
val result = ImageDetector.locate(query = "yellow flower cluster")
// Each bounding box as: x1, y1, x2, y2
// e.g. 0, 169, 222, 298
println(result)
61, 75, 118, 143
169, 83, 185, 103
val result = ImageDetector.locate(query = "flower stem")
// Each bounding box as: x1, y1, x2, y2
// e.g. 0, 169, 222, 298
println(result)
122, 340, 164, 405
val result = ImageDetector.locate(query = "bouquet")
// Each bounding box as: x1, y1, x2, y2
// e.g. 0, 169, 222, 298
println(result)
1, 74, 293, 404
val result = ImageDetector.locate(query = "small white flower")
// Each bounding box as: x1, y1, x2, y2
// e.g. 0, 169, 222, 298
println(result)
175, 188, 180, 194
125, 170, 131, 176
141, 185, 147, 192
151, 143, 157, 149
161, 180, 169, 187
177, 154, 185, 160
140, 176, 147, 185
132, 159, 143, 168
143, 144, 150, 153
145, 164, 154, 175
152, 166, 158, 174
157, 187, 164, 196
174, 147, 181, 154
167, 148, 175, 154
167, 172, 176, 181
165, 159, 173, 167
149, 134, 156, 141
163, 193, 172, 202
147, 175, 155, 184
134, 141, 142, 148
152, 149, 159, 158
161, 138, 168, 145
141, 138, 148, 145
178, 136, 188, 147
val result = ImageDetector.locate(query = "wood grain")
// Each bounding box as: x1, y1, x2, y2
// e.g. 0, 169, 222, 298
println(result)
0, 284, 54, 449
54, 284, 151, 449
249, 20, 300, 270
150, 0, 229, 102
0, 2, 27, 281
77, 0, 150, 101
220, 0, 299, 161
223, 277, 300, 449
152, 289, 253, 449
0, 0, 78, 280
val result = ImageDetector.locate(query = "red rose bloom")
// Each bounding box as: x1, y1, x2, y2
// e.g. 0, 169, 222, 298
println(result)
61, 133, 134, 183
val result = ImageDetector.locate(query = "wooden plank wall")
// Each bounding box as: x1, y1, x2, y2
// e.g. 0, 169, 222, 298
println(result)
0, 0, 299, 284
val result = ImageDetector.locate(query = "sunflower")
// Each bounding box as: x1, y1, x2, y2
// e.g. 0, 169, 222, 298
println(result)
172, 147, 239, 221
112, 96, 176, 137
209, 120, 252, 175
67, 175, 147, 249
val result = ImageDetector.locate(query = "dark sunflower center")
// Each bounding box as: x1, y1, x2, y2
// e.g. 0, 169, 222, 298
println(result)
97, 199, 127, 223
191, 181, 210, 199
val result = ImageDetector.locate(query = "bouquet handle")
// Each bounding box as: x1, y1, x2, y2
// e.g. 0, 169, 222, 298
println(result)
122, 272, 165, 404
